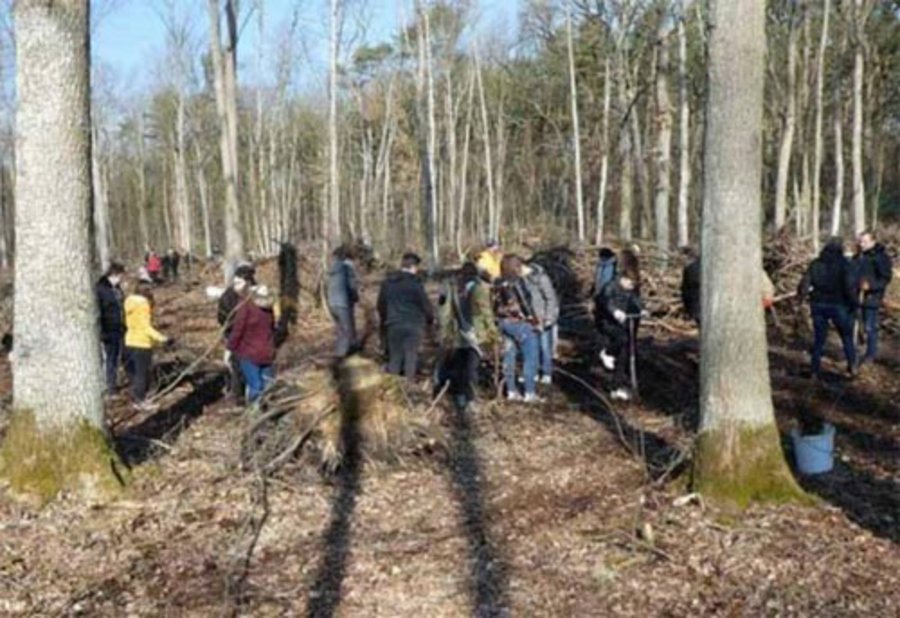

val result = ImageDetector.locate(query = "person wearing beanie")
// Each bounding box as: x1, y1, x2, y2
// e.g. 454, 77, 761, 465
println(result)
229, 284, 277, 403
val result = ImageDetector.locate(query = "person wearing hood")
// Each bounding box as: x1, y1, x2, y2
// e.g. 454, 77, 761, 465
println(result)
218, 263, 256, 403
229, 285, 277, 403
522, 259, 559, 385
96, 261, 127, 393
851, 230, 893, 364
327, 245, 360, 358
437, 261, 499, 411
377, 253, 434, 381
593, 247, 618, 299
798, 238, 857, 377
595, 273, 644, 401
124, 282, 170, 405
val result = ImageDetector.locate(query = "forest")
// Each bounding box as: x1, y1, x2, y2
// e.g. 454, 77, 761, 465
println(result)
0, 0, 898, 615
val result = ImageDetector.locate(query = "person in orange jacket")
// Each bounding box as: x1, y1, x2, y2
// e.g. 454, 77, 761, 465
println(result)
124, 281, 170, 405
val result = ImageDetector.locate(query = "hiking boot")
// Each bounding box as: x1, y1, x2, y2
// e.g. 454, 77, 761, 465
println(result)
507, 391, 523, 402
599, 349, 616, 371
523, 393, 544, 404
610, 388, 631, 402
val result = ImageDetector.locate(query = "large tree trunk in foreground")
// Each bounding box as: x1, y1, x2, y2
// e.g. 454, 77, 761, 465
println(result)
2, 0, 121, 501
693, 0, 805, 506
207, 0, 243, 280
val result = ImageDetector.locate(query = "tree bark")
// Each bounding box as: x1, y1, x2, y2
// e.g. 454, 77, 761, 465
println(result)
676, 3, 691, 248
207, 0, 243, 280
812, 0, 830, 248
566, 1, 585, 242
850, 0, 866, 234
4, 0, 121, 500
595, 57, 611, 246
693, 0, 805, 506
654, 12, 673, 255
774, 6, 798, 232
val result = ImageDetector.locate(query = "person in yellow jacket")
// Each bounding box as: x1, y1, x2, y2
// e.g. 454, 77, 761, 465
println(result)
124, 282, 170, 404
475, 239, 503, 282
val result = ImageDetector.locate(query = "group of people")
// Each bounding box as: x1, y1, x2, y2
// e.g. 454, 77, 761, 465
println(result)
326, 239, 562, 411
796, 230, 893, 378
96, 262, 172, 409
140, 248, 183, 284
97, 255, 282, 411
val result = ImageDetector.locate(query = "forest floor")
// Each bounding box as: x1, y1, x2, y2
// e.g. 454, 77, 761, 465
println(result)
0, 246, 898, 617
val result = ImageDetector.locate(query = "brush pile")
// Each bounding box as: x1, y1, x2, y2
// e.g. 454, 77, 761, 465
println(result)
241, 356, 444, 475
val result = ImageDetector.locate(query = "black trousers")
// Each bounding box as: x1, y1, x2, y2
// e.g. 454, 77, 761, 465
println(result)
598, 318, 638, 389
447, 347, 480, 407
229, 351, 246, 402
387, 325, 424, 381
126, 347, 153, 402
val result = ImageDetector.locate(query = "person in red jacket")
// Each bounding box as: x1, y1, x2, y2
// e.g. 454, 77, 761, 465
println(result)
228, 284, 276, 403
146, 250, 163, 283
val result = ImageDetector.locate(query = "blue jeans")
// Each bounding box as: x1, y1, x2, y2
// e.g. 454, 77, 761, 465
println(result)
500, 320, 539, 396
238, 359, 274, 403
862, 307, 880, 361
539, 327, 554, 379
811, 303, 856, 374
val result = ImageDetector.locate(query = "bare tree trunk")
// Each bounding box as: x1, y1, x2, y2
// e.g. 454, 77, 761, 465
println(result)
566, 1, 585, 242
174, 92, 192, 254
774, 7, 798, 231
618, 47, 634, 241
327, 0, 341, 248
474, 46, 496, 240
831, 87, 845, 236
136, 112, 150, 252
4, 0, 119, 499
654, 13, 673, 255
192, 141, 213, 258
457, 67, 475, 258
693, 0, 804, 506
207, 0, 243, 281
850, 0, 866, 234
595, 57, 611, 246
91, 124, 111, 272
812, 0, 831, 248
676, 4, 691, 248
419, 3, 439, 268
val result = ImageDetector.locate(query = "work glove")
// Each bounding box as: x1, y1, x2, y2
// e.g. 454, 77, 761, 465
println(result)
613, 309, 626, 324
223, 350, 232, 364
641, 309, 650, 319
164, 337, 177, 350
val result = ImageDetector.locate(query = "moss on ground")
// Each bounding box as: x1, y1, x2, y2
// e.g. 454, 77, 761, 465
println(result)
0, 410, 127, 504
691, 423, 815, 509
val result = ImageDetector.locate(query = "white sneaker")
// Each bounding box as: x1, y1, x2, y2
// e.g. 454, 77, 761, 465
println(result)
507, 391, 523, 401
539, 375, 552, 385
523, 393, 544, 404
610, 388, 631, 401
600, 349, 616, 371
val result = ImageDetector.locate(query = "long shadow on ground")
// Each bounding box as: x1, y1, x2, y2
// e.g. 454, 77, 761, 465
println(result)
446, 403, 510, 617
306, 411, 362, 618
115, 364, 227, 465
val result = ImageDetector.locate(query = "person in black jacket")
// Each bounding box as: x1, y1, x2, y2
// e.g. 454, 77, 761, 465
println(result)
218, 263, 255, 402
96, 262, 127, 393
595, 274, 644, 401
798, 238, 857, 377
852, 231, 893, 363
680, 250, 701, 324
377, 253, 434, 381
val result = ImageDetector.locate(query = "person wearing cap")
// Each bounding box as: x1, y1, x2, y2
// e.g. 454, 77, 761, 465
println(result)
327, 245, 361, 358
218, 262, 256, 403
377, 252, 434, 381
476, 239, 503, 282
229, 284, 277, 403
96, 261, 127, 393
